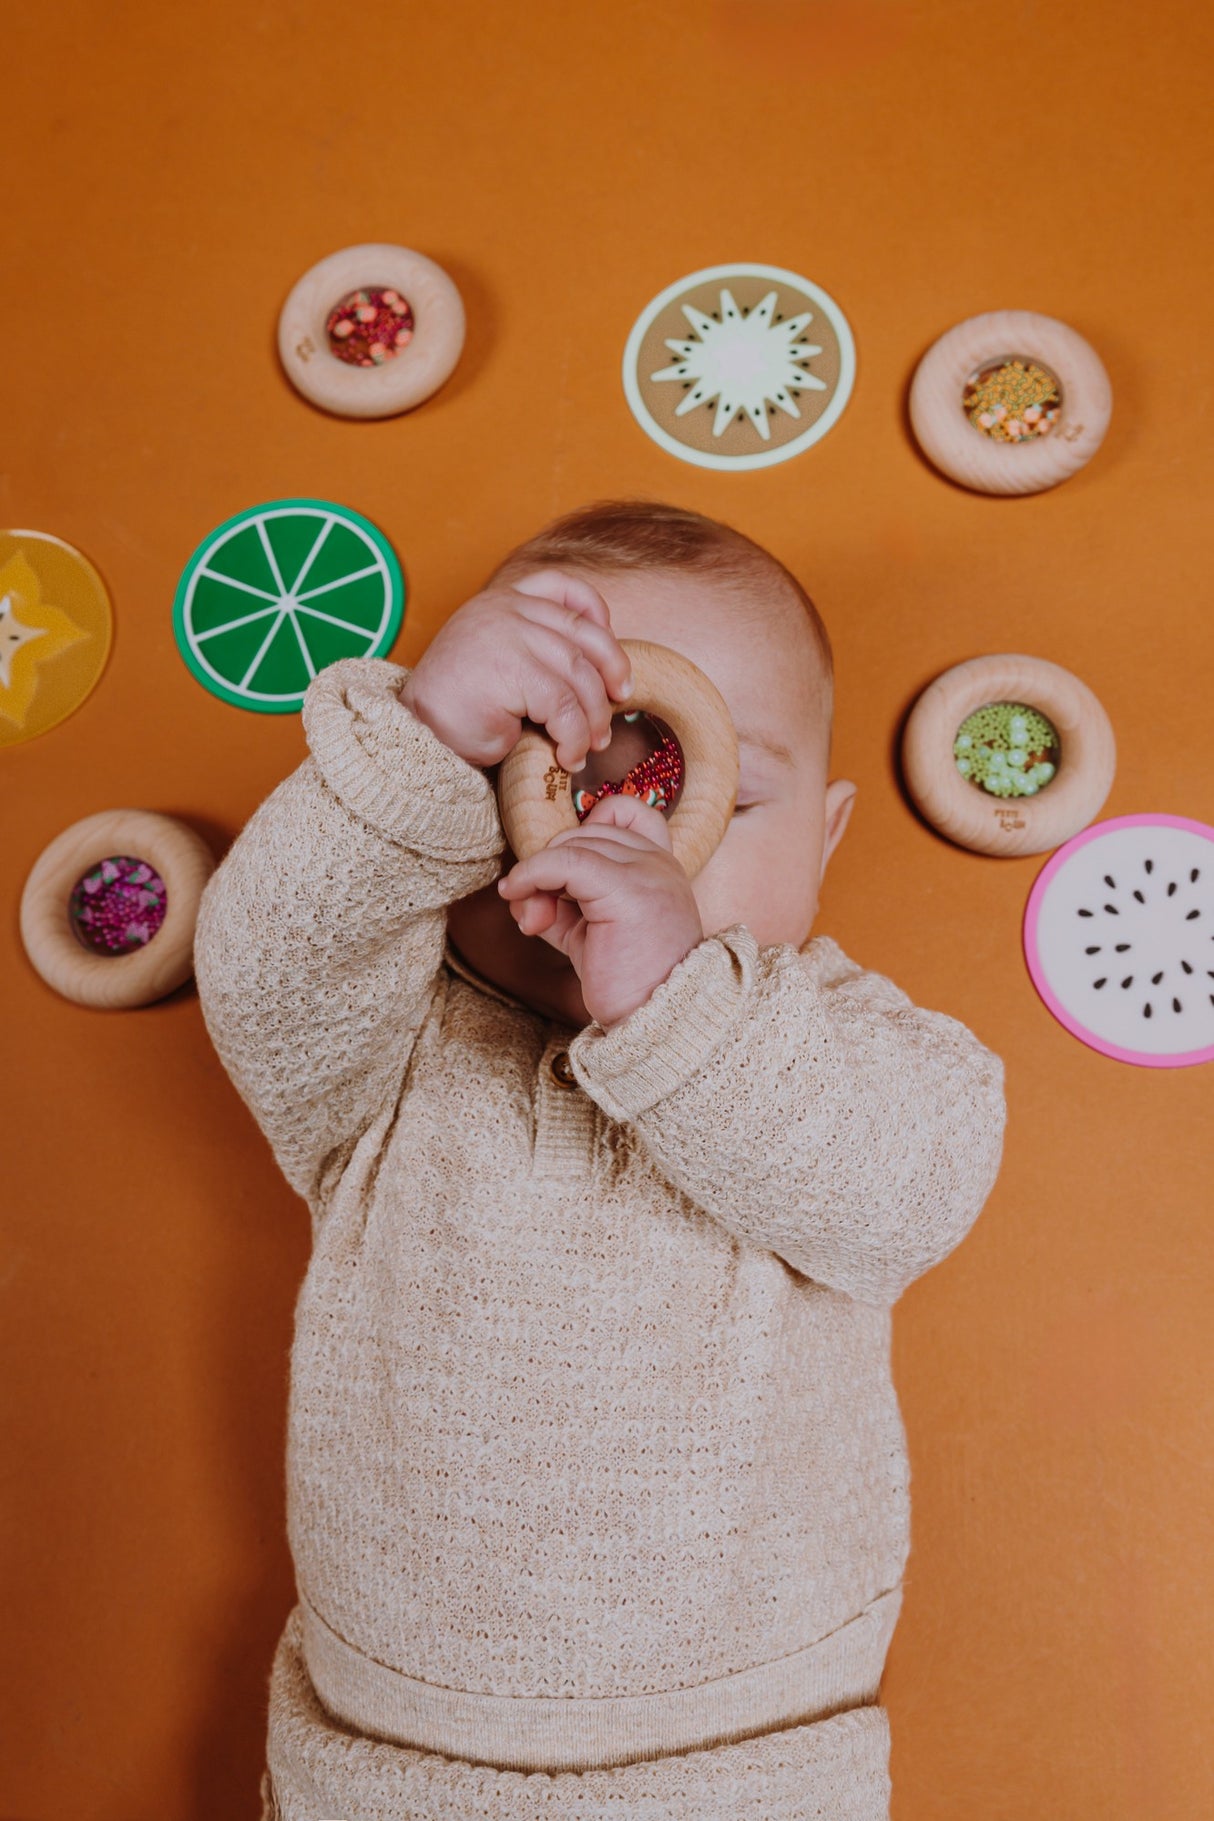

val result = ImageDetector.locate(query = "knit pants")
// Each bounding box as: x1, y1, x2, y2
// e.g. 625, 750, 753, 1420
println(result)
258, 1605, 893, 1821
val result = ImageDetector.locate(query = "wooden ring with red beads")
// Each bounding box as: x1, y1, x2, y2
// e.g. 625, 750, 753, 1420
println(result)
908, 309, 1112, 495
20, 809, 217, 1008
496, 639, 740, 879
277, 243, 465, 419
901, 653, 1117, 857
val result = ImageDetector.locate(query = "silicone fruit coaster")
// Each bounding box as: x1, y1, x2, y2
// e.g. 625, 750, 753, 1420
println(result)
173, 499, 404, 713
0, 529, 113, 748
622, 263, 855, 471
1023, 813, 1214, 1068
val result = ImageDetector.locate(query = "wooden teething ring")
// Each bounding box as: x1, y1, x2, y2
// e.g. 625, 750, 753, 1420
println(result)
909, 310, 1112, 495
20, 809, 217, 1008
901, 653, 1116, 857
277, 243, 465, 419
496, 639, 740, 878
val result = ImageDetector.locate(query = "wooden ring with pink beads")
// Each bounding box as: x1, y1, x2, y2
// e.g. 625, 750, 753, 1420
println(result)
277, 243, 465, 420
20, 809, 217, 1008
908, 310, 1113, 495
496, 639, 740, 879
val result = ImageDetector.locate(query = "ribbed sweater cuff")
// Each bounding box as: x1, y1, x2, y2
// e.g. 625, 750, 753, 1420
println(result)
300, 657, 504, 864
569, 923, 759, 1121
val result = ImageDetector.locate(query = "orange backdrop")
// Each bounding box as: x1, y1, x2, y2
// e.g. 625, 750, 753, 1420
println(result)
5, 2, 1213, 1815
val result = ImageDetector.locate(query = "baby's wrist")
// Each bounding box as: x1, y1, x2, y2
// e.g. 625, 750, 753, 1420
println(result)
398, 670, 484, 771
398, 669, 446, 742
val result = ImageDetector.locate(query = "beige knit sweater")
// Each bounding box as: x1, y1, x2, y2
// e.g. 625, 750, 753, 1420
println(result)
193, 655, 1007, 1821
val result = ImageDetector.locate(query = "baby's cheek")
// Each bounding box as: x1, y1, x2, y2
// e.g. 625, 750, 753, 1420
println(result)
702, 819, 812, 938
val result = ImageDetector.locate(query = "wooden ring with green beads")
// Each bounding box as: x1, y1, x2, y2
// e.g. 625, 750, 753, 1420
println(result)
901, 653, 1117, 856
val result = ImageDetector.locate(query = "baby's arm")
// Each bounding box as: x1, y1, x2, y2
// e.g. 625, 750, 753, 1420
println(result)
192, 656, 503, 1210
567, 925, 1007, 1306
195, 567, 632, 1211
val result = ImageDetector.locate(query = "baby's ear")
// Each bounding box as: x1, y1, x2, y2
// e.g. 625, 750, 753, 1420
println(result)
819, 780, 858, 881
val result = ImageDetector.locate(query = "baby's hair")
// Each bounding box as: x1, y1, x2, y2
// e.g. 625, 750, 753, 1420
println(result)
487, 498, 834, 756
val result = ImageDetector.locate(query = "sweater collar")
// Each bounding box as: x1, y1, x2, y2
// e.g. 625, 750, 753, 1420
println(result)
443, 931, 532, 1013
443, 927, 838, 1022
442, 932, 582, 1031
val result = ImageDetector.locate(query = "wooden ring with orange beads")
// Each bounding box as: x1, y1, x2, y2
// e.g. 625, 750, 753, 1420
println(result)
908, 310, 1112, 495
496, 639, 740, 879
901, 653, 1117, 857
277, 243, 465, 419
20, 809, 217, 1008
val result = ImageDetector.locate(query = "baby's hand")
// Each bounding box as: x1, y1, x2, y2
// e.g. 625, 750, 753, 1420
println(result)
398, 568, 634, 772
497, 793, 704, 1030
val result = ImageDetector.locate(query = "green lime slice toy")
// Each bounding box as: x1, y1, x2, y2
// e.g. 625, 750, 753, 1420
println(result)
173, 499, 404, 712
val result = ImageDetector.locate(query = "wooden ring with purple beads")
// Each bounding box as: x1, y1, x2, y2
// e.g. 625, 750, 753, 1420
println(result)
19, 809, 217, 1008
909, 310, 1112, 495
496, 639, 740, 879
277, 244, 465, 419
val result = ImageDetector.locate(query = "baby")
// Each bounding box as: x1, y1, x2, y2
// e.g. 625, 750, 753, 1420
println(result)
193, 498, 1007, 1821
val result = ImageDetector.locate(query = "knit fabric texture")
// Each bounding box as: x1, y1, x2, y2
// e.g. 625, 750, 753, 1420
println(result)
257, 1607, 896, 1820
193, 655, 1008, 1815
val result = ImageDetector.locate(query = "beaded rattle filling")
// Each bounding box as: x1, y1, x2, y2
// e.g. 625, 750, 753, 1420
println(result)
326, 287, 416, 366
68, 856, 168, 955
571, 710, 685, 819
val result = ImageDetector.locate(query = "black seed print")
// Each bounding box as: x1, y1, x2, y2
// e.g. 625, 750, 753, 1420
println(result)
1144, 1003, 1153, 1018
1133, 890, 1145, 903
1152, 972, 1164, 984
1085, 945, 1101, 954
1173, 999, 1182, 1013
1168, 881, 1177, 896
1104, 904, 1120, 915
1181, 960, 1193, 973
1115, 943, 1131, 952
1078, 908, 1093, 918
1145, 858, 1154, 872
1187, 909, 1201, 920
1121, 977, 1134, 989
1093, 978, 1107, 989
1192, 869, 1201, 882
1104, 875, 1116, 888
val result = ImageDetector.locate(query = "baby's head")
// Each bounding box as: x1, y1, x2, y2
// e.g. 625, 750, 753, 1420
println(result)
446, 498, 857, 1028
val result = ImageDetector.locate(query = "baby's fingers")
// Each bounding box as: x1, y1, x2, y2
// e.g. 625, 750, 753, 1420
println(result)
497, 839, 622, 908
516, 622, 617, 772
511, 568, 612, 630
511, 590, 633, 717
509, 890, 581, 949
552, 793, 674, 851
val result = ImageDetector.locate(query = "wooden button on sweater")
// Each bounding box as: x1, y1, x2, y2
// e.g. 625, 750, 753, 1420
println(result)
549, 1048, 577, 1088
